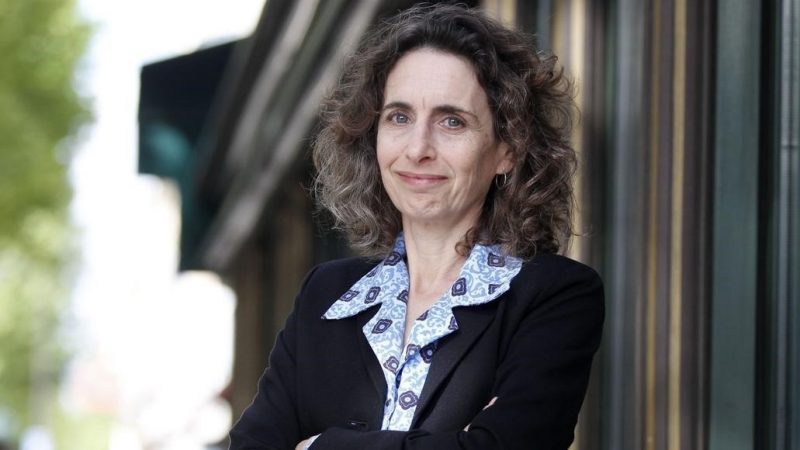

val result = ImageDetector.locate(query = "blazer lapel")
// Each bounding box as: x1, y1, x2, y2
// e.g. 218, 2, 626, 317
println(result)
355, 305, 386, 403
411, 302, 498, 427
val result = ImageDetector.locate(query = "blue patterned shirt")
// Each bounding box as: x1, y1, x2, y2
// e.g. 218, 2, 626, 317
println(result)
322, 234, 522, 431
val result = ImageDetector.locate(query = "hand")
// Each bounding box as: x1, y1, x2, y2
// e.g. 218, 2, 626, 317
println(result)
295, 437, 314, 450
464, 396, 497, 431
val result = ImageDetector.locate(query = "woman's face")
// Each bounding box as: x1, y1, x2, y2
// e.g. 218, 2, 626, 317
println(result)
376, 48, 512, 230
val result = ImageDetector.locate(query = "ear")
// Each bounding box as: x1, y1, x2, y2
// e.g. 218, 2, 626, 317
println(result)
494, 141, 514, 175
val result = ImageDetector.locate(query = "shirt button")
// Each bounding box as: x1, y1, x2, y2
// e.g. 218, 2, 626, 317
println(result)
386, 400, 391, 406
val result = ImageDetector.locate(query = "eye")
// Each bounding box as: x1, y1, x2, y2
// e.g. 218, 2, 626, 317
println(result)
387, 111, 410, 125
442, 116, 465, 129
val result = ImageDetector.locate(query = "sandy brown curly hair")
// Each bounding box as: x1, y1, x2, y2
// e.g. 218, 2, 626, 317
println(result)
312, 3, 577, 260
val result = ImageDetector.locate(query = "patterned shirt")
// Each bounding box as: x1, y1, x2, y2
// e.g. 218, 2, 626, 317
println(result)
322, 234, 522, 431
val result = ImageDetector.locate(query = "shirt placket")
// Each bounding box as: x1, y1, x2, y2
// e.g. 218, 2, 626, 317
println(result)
374, 297, 407, 430
384, 331, 418, 429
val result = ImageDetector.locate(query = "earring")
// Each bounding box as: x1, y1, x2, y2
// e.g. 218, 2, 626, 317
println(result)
494, 172, 509, 189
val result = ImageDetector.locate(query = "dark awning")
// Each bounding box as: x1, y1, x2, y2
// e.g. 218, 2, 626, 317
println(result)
137, 40, 238, 271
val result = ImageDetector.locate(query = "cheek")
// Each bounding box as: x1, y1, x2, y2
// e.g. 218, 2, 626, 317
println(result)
375, 131, 389, 168
376, 131, 401, 170
467, 141, 501, 177
376, 145, 391, 172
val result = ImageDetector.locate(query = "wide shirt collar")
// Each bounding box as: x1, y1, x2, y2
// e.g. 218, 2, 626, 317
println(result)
323, 234, 522, 320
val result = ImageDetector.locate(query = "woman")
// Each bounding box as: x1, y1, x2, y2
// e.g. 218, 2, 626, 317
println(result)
230, 4, 603, 450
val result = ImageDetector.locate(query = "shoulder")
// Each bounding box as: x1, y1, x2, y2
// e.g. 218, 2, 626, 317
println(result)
295, 257, 379, 314
305, 256, 378, 283
508, 253, 604, 317
515, 253, 602, 288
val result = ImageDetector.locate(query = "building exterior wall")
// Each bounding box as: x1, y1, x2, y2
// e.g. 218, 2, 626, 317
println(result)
199, 1, 800, 448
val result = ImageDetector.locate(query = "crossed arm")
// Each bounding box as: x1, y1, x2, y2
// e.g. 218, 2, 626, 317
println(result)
230, 259, 604, 450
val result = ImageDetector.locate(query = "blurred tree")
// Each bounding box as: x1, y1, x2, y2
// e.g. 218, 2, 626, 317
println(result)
0, 0, 90, 440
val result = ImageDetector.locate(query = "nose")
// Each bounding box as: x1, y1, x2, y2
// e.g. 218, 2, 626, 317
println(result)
405, 122, 435, 163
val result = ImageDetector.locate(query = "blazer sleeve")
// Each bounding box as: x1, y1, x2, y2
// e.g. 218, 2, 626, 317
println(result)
310, 260, 605, 450
229, 267, 319, 450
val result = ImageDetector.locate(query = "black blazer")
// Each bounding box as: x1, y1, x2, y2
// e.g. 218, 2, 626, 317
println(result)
230, 253, 604, 450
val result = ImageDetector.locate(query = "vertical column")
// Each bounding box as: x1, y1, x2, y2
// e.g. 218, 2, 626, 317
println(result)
709, 0, 761, 449
271, 179, 313, 335
679, 0, 715, 448
604, 1, 714, 448
606, 0, 650, 447
778, 2, 800, 448
762, 0, 800, 448
230, 242, 268, 421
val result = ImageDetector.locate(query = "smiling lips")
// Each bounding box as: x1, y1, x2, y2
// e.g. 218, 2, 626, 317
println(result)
396, 171, 448, 187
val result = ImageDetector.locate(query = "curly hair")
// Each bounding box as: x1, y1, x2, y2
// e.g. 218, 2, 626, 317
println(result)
312, 3, 577, 260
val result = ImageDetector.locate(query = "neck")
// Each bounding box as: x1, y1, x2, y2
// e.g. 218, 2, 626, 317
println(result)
398, 215, 479, 347
401, 215, 477, 297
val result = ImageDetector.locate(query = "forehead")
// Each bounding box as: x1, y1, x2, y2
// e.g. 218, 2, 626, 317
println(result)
383, 48, 489, 113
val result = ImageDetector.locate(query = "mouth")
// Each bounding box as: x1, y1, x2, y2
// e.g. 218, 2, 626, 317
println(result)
395, 171, 448, 186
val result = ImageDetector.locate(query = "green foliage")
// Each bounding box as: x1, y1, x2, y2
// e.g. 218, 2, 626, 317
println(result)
53, 405, 113, 450
0, 213, 73, 432
0, 0, 91, 440
0, 0, 90, 246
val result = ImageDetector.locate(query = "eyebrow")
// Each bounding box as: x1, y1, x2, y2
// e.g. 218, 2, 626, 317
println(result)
381, 101, 479, 121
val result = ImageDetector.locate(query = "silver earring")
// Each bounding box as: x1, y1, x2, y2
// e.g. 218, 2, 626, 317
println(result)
495, 172, 508, 189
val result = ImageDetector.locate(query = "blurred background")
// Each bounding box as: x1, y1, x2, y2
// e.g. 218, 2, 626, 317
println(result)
0, 0, 797, 450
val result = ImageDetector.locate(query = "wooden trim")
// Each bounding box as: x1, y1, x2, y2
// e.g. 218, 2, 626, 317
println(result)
568, 0, 587, 264
668, 1, 686, 449
645, 0, 662, 448
481, 0, 517, 26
